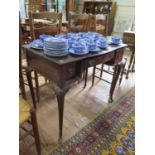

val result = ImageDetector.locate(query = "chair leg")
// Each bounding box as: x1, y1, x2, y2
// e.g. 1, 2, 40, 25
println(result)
119, 64, 125, 86
83, 68, 88, 88
126, 50, 135, 79
19, 71, 26, 100
131, 56, 135, 71
119, 58, 127, 85
45, 77, 48, 84
31, 109, 41, 155
100, 64, 104, 79
34, 71, 40, 102
92, 65, 96, 86
109, 64, 122, 103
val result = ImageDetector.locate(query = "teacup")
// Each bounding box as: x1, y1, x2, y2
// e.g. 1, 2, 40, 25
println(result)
68, 39, 75, 48
72, 42, 87, 53
39, 34, 53, 42
112, 36, 121, 44
97, 38, 108, 48
88, 41, 97, 51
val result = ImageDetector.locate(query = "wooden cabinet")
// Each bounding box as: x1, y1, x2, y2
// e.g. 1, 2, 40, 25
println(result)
82, 0, 116, 35
28, 0, 47, 12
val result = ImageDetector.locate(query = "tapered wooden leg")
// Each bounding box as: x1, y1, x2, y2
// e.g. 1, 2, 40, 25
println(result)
92, 65, 96, 86
34, 71, 40, 102
26, 69, 37, 109
109, 64, 122, 103
83, 68, 88, 88
126, 47, 135, 79
31, 109, 41, 155
119, 58, 127, 85
52, 83, 70, 143
100, 64, 104, 79
119, 63, 125, 86
131, 56, 135, 71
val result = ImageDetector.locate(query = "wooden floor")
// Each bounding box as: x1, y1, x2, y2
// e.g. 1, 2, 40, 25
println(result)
19, 50, 135, 155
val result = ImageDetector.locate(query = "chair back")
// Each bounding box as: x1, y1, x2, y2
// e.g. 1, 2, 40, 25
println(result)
29, 11, 62, 40
87, 14, 96, 32
96, 14, 109, 36
68, 12, 89, 32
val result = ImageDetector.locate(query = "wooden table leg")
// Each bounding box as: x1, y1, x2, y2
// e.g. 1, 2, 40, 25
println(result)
26, 68, 37, 109
31, 109, 42, 155
109, 64, 122, 103
52, 82, 70, 143
126, 47, 135, 79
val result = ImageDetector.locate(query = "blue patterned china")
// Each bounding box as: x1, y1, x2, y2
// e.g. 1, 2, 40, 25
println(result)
96, 38, 108, 48
68, 39, 76, 49
95, 33, 105, 41
30, 39, 43, 49
72, 42, 88, 54
44, 51, 68, 57
55, 34, 67, 39
43, 37, 69, 57
78, 32, 87, 37
66, 32, 77, 39
69, 48, 89, 56
87, 40, 99, 52
39, 34, 53, 42
89, 47, 100, 53
111, 36, 121, 44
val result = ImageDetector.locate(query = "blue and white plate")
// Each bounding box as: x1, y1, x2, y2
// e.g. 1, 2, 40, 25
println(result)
30, 44, 43, 50
89, 47, 101, 53
43, 48, 68, 54
69, 49, 89, 56
39, 34, 53, 42
44, 51, 69, 57
97, 43, 108, 49
108, 39, 122, 45
30, 43, 43, 50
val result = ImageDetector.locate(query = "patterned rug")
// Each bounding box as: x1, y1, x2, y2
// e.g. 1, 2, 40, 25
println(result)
48, 88, 135, 155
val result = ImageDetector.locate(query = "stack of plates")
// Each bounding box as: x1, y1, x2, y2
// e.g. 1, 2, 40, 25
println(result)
43, 38, 69, 57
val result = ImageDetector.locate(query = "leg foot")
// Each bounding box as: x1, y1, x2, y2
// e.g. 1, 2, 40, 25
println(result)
108, 97, 113, 103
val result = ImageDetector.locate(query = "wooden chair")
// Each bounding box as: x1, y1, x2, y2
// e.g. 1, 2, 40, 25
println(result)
123, 31, 135, 79
28, 11, 62, 102
19, 68, 41, 155
82, 0, 116, 35
68, 12, 89, 32
29, 11, 62, 39
83, 47, 127, 103
19, 14, 27, 100
19, 97, 41, 155
91, 50, 127, 103
87, 14, 96, 32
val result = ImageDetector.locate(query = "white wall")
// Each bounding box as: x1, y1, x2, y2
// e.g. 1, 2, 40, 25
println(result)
113, 0, 135, 36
